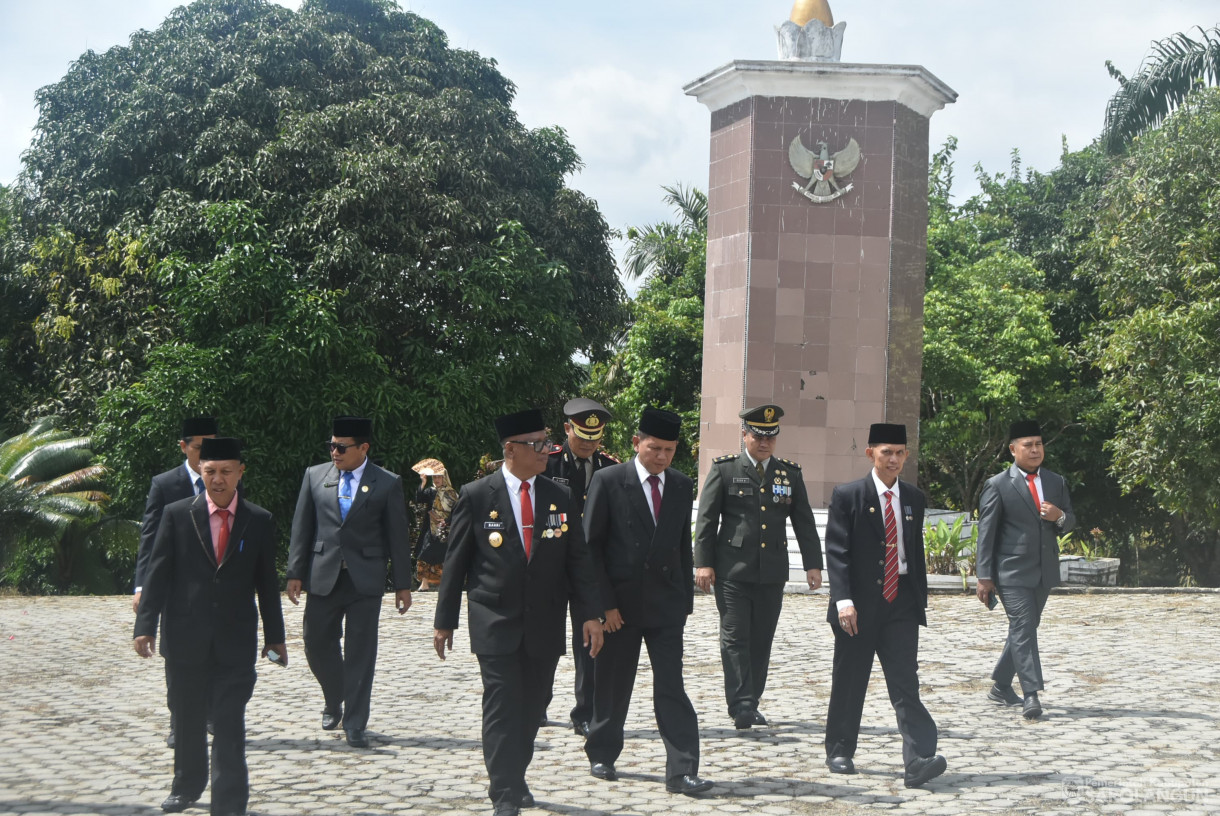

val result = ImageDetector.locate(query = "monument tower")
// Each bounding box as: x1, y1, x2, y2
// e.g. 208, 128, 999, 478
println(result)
686, 0, 956, 503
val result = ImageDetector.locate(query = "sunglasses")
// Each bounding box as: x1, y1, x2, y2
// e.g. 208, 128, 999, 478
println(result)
325, 441, 362, 454
507, 439, 551, 453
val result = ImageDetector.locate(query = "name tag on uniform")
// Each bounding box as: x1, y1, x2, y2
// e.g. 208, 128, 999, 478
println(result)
484, 521, 506, 530
552, 477, 569, 485
731, 477, 752, 484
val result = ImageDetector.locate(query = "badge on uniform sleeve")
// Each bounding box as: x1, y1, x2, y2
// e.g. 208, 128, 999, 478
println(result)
489, 532, 503, 547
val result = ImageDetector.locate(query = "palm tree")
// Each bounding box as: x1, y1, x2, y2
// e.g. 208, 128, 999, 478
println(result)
0, 417, 135, 591
622, 184, 708, 282
1102, 25, 1220, 153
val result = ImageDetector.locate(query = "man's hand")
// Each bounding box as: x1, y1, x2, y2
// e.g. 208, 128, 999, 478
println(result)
263, 643, 288, 667
395, 589, 412, 615
1039, 502, 1064, 523
286, 579, 303, 605
603, 608, 624, 633
695, 567, 715, 593
434, 628, 454, 660
837, 605, 858, 637
131, 591, 141, 613
976, 577, 996, 605
134, 635, 155, 657
582, 620, 604, 658
806, 569, 823, 591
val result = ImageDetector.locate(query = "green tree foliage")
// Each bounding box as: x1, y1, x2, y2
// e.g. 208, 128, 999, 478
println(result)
587, 185, 706, 476
921, 142, 1072, 511
1102, 25, 1220, 153
0, 418, 137, 593
12, 0, 625, 519
1088, 87, 1220, 586
0, 185, 39, 431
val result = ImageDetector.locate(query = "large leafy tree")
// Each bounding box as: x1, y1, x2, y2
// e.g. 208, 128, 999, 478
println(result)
12, 0, 625, 520
1088, 87, 1220, 586
587, 185, 706, 477
1102, 25, 1220, 153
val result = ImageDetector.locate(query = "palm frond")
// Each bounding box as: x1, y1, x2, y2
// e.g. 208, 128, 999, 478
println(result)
5, 437, 95, 482
661, 184, 708, 232
1102, 25, 1220, 152
34, 465, 108, 496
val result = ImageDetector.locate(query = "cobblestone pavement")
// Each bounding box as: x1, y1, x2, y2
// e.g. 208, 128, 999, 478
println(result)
1, 590, 1217, 815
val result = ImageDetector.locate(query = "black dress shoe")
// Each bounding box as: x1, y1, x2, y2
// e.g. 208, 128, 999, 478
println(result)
988, 683, 1023, 706
825, 755, 856, 774
321, 707, 342, 731
492, 803, 520, 816
665, 774, 713, 795
589, 762, 618, 781
519, 786, 535, 807
751, 709, 767, 726
1023, 692, 1043, 720
904, 754, 947, 788
160, 793, 197, 813
732, 707, 755, 730
571, 719, 590, 738
346, 728, 369, 748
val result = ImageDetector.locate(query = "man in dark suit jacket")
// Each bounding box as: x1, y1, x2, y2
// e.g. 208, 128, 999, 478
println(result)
583, 408, 712, 797
694, 404, 823, 729
434, 408, 603, 816
543, 397, 618, 736
133, 416, 218, 749
286, 416, 412, 748
134, 437, 286, 816
823, 423, 946, 788
976, 420, 1076, 720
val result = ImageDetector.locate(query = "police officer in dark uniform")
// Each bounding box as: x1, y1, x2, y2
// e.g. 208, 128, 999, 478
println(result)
544, 398, 619, 735
694, 404, 823, 729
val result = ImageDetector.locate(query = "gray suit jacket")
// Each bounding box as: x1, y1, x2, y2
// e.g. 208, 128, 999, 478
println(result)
976, 464, 1076, 589
287, 460, 412, 597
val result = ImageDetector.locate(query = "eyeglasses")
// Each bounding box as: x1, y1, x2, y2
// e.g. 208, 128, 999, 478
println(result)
507, 439, 551, 453
326, 441, 362, 454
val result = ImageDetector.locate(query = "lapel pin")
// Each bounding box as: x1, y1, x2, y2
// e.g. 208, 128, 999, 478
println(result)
489, 532, 503, 547
361, 485, 369, 493
490, 510, 499, 519
549, 503, 557, 511
869, 506, 876, 513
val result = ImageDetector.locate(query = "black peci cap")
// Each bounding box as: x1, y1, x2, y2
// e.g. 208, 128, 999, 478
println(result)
867, 423, 907, 446
638, 407, 681, 442
199, 437, 242, 462
181, 417, 218, 438
333, 416, 373, 439
495, 408, 546, 441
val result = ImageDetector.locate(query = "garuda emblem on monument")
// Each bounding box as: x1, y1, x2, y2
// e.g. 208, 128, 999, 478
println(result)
789, 135, 861, 203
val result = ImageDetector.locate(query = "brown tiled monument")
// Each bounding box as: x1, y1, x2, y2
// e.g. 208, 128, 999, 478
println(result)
685, 1, 956, 504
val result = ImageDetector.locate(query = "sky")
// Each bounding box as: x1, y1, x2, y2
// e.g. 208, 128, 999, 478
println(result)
2, 0, 1217, 269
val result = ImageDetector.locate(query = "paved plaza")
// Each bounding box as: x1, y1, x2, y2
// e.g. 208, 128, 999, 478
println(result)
1, 589, 1217, 815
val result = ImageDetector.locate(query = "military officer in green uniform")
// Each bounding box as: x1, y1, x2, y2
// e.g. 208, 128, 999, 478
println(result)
545, 398, 619, 735
694, 404, 823, 729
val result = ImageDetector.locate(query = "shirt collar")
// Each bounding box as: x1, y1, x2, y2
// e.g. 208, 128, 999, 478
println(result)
501, 464, 535, 494
340, 457, 369, 480
633, 456, 664, 485
184, 460, 202, 480
205, 490, 239, 516
743, 450, 770, 471
870, 469, 900, 503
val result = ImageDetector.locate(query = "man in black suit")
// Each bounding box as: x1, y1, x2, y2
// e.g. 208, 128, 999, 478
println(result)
434, 408, 604, 816
976, 420, 1076, 720
286, 416, 412, 748
823, 423, 946, 788
543, 397, 618, 736
134, 437, 286, 816
583, 408, 712, 797
133, 416, 218, 748
695, 404, 823, 730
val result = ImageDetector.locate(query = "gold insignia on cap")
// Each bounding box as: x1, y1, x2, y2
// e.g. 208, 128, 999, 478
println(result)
490, 510, 499, 519
764, 407, 776, 422
586, 416, 599, 428
489, 532, 503, 547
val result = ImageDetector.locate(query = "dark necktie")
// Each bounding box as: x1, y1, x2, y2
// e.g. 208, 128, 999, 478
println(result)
339, 471, 353, 521
214, 507, 230, 563
756, 461, 765, 481
579, 457, 592, 487
647, 474, 662, 523
520, 481, 533, 559
194, 477, 204, 495
882, 490, 899, 603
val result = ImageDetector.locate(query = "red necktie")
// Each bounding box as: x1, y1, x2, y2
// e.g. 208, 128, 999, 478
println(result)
520, 481, 533, 560
882, 490, 899, 603
1026, 472, 1041, 509
215, 507, 230, 564
648, 474, 662, 522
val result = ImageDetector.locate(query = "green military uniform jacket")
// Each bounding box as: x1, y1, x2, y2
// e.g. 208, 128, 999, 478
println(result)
694, 454, 823, 583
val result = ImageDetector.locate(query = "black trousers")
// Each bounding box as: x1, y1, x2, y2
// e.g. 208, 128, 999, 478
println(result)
569, 602, 596, 723
993, 582, 1051, 694
714, 579, 785, 715
302, 569, 382, 732
477, 647, 560, 806
167, 658, 256, 815
824, 576, 938, 766
585, 622, 700, 780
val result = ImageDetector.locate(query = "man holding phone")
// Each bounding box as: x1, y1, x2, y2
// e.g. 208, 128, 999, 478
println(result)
134, 437, 286, 815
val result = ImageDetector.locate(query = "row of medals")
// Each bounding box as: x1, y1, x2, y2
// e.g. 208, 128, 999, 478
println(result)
773, 470, 792, 504
486, 506, 569, 547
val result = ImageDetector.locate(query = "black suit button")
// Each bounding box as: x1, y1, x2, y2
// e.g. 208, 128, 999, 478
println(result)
662, 565, 670, 573
879, 559, 885, 566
